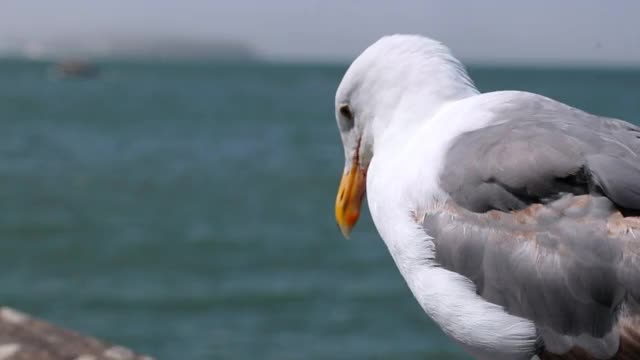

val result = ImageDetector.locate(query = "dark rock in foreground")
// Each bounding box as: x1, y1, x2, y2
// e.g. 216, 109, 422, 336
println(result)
0, 306, 153, 360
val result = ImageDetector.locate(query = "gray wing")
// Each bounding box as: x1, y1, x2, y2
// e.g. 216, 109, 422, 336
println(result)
441, 93, 640, 214
429, 92, 640, 357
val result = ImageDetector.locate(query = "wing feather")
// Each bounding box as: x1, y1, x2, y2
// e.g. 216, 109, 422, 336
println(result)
430, 93, 640, 357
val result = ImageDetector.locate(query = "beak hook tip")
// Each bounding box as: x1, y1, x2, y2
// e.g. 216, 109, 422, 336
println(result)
338, 224, 352, 239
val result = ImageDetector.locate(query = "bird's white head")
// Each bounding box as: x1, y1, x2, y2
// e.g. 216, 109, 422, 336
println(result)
334, 34, 477, 238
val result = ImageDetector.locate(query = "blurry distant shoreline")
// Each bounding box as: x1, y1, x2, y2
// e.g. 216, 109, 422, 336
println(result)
0, 35, 259, 62
3, 58, 640, 73
2, 35, 640, 70
3, 36, 640, 69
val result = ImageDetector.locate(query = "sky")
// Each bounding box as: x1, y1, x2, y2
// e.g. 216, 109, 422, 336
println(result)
1, 0, 640, 65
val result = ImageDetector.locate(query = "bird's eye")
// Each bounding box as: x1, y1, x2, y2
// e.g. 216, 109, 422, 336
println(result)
339, 104, 354, 131
339, 104, 354, 121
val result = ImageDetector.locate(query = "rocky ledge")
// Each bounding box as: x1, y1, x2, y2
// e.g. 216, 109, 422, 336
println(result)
0, 307, 154, 360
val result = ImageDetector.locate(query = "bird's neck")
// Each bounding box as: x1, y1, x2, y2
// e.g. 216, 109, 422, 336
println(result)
365, 59, 483, 264
371, 77, 479, 155
365, 91, 539, 360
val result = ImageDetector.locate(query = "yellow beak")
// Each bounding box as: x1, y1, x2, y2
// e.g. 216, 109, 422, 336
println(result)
335, 161, 366, 238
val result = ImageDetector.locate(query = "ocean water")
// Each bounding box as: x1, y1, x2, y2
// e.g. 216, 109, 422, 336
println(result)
1, 60, 640, 360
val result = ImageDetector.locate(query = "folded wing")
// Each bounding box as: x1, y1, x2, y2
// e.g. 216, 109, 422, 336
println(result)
428, 93, 640, 358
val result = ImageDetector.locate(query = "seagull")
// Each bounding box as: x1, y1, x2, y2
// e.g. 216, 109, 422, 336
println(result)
333, 34, 640, 360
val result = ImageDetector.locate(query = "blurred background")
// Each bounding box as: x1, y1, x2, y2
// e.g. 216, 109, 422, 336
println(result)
1, 1, 640, 359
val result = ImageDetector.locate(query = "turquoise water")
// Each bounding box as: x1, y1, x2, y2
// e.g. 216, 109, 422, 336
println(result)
1, 60, 640, 360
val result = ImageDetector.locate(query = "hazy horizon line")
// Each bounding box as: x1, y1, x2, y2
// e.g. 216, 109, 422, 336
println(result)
2, 54, 640, 70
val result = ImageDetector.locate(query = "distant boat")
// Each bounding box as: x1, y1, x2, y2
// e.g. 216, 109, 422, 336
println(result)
52, 60, 99, 79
